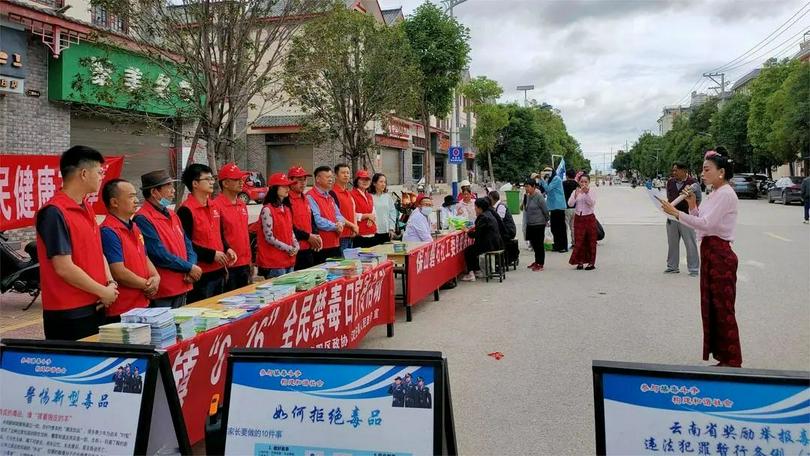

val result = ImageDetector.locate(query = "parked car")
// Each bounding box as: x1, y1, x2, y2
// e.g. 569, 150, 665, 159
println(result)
239, 171, 268, 204
738, 173, 773, 195
730, 175, 758, 199
767, 176, 804, 205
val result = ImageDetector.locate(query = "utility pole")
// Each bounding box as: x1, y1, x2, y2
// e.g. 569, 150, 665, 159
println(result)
443, 0, 468, 187
702, 72, 727, 98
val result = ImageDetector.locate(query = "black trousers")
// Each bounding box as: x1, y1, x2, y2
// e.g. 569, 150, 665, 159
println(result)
43, 304, 102, 341
295, 249, 316, 271
464, 246, 481, 272
315, 247, 342, 265
225, 265, 252, 292
373, 233, 391, 245
550, 210, 568, 251
526, 224, 546, 266
187, 269, 225, 304
352, 236, 377, 248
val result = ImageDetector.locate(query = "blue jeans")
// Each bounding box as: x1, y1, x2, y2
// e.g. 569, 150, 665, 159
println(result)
340, 237, 353, 252
151, 294, 187, 309
259, 267, 294, 279
804, 199, 809, 221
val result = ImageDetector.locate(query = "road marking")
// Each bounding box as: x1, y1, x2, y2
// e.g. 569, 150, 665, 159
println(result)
744, 260, 766, 269
764, 232, 792, 242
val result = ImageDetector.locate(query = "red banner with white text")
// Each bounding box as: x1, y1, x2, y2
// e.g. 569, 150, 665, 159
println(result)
405, 231, 473, 306
167, 262, 395, 443
0, 154, 125, 230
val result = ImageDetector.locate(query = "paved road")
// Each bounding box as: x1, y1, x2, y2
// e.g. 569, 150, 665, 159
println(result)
358, 184, 810, 455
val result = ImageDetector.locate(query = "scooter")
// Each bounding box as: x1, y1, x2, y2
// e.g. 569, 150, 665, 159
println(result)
0, 231, 41, 310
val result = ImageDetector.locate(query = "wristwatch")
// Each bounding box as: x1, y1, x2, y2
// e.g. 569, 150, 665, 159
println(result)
107, 280, 118, 287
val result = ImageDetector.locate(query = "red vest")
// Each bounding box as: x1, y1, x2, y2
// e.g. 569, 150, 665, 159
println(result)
289, 190, 313, 251
136, 202, 193, 299
351, 188, 376, 236
180, 196, 224, 273
36, 191, 107, 311
256, 204, 296, 269
100, 215, 150, 316
332, 186, 355, 238
306, 188, 340, 249
212, 194, 250, 267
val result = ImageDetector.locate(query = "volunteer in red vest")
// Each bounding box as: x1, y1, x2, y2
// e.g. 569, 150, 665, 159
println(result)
176, 164, 237, 303
306, 166, 346, 264
35, 145, 118, 340
213, 163, 252, 291
288, 166, 323, 270
350, 169, 377, 247
134, 170, 201, 309
257, 173, 299, 278
100, 179, 160, 323
332, 163, 360, 251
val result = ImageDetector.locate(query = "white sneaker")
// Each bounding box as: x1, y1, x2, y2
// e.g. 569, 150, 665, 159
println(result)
460, 272, 476, 282
474, 271, 485, 278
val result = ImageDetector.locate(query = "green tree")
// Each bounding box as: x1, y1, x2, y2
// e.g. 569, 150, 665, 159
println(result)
747, 58, 793, 172
612, 151, 633, 173
462, 76, 502, 104
532, 105, 589, 171
710, 94, 751, 171
404, 3, 471, 183
461, 76, 504, 182
628, 132, 665, 177
765, 60, 810, 175
283, 5, 421, 171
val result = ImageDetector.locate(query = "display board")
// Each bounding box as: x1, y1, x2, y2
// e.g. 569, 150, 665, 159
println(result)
0, 339, 191, 455
593, 360, 810, 456
221, 349, 455, 456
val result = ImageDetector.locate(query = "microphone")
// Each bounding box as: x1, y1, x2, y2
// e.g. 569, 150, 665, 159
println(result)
670, 183, 700, 206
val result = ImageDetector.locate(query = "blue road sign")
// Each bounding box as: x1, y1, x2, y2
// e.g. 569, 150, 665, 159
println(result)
448, 146, 464, 164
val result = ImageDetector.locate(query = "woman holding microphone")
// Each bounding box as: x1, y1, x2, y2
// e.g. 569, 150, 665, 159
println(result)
661, 149, 741, 367
257, 173, 299, 279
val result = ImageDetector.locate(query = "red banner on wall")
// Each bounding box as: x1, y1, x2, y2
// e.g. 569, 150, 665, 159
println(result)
0, 154, 125, 230
406, 231, 473, 306
167, 262, 395, 444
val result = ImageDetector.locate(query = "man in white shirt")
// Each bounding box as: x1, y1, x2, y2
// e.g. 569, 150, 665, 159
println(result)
403, 195, 434, 242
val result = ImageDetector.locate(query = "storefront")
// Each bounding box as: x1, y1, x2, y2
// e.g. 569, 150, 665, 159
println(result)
431, 129, 450, 184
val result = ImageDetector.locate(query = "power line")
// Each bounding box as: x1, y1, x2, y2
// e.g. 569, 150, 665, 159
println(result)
722, 27, 809, 73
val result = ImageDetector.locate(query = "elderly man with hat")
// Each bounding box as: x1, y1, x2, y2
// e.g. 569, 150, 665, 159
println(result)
350, 169, 378, 248
403, 195, 434, 242
133, 170, 201, 308
212, 163, 252, 291
288, 166, 322, 270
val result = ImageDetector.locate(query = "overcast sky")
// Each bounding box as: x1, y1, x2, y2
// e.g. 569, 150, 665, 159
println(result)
383, 0, 810, 170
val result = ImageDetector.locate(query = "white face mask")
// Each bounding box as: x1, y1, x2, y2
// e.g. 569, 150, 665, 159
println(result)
420, 207, 433, 217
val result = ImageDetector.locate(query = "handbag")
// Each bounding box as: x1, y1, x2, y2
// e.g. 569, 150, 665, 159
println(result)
596, 219, 605, 241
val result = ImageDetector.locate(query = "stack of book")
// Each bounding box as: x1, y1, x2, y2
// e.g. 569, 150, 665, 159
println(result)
121, 308, 177, 349
98, 323, 151, 345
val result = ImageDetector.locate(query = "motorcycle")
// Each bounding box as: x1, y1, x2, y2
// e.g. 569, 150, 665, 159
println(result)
0, 231, 41, 310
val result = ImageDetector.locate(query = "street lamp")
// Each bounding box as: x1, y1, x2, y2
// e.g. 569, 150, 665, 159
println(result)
442, 0, 468, 186
517, 85, 534, 107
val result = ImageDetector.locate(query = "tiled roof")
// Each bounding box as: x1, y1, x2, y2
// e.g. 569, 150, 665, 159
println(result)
381, 7, 403, 25
252, 115, 305, 128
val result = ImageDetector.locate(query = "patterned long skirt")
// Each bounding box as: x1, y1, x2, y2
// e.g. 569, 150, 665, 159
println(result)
569, 214, 597, 266
700, 236, 742, 367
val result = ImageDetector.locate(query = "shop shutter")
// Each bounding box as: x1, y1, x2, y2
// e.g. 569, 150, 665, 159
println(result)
268, 144, 314, 176
380, 147, 401, 185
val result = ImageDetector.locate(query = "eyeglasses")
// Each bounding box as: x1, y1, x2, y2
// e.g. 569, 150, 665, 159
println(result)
195, 177, 216, 182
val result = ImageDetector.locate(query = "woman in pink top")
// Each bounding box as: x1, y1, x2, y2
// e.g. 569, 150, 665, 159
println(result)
662, 149, 741, 367
568, 174, 598, 270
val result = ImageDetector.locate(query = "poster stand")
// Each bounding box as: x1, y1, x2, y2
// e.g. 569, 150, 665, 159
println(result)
220, 348, 457, 456
592, 360, 810, 456
0, 339, 191, 456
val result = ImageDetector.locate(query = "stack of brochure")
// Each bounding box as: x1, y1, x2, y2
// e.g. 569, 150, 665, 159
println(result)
98, 323, 151, 345
121, 308, 177, 349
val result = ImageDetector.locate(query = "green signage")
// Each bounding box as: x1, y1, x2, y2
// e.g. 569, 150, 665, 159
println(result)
49, 42, 196, 116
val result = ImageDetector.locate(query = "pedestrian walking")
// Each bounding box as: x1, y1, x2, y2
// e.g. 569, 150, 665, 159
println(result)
563, 169, 579, 247
661, 150, 742, 367
257, 173, 299, 279
802, 176, 810, 224
523, 180, 550, 272
35, 146, 118, 340
665, 163, 702, 276
134, 170, 199, 309
369, 173, 398, 244
568, 175, 598, 270
100, 179, 160, 324
213, 163, 252, 291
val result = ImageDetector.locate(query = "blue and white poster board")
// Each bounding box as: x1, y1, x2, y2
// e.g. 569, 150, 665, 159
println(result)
593, 360, 810, 455
0, 339, 191, 455
448, 147, 464, 165
222, 349, 450, 456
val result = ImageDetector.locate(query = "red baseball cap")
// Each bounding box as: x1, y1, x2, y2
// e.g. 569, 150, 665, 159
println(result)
414, 194, 432, 206
268, 172, 293, 187
218, 163, 248, 180
355, 169, 371, 180
288, 166, 311, 178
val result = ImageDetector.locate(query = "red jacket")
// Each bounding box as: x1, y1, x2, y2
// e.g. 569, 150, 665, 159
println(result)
306, 188, 340, 249
289, 190, 313, 251
136, 202, 193, 299
100, 215, 150, 316
36, 191, 107, 311
351, 188, 376, 236
212, 194, 250, 268
332, 185, 355, 238
256, 204, 296, 269
180, 196, 224, 274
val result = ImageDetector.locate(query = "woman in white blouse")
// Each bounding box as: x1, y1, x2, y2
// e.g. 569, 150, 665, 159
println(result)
370, 173, 399, 245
